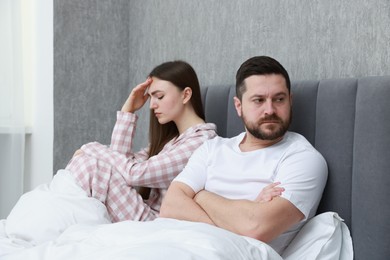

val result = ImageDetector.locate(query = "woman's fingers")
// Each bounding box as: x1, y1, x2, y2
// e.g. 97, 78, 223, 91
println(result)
121, 78, 153, 113
134, 77, 153, 92
72, 149, 83, 158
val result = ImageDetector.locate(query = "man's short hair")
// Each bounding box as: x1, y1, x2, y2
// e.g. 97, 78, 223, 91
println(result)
235, 56, 291, 100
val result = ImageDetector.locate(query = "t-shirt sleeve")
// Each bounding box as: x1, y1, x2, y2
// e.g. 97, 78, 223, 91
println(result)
277, 148, 328, 220
173, 141, 210, 193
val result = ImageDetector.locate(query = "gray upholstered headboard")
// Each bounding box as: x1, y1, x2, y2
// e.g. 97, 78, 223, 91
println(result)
201, 76, 390, 260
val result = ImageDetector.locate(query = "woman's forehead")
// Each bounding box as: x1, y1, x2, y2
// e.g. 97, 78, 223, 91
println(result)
148, 78, 175, 95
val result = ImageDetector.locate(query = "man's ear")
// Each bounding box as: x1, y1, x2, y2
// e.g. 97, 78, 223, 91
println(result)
182, 87, 192, 104
233, 96, 242, 117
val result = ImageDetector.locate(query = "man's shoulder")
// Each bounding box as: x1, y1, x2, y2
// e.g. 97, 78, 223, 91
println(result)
284, 132, 327, 165
284, 132, 315, 149
283, 132, 325, 158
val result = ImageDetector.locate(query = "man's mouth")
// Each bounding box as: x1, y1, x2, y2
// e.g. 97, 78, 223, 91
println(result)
261, 120, 280, 124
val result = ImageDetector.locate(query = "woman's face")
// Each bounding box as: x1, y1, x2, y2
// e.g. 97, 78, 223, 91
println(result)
148, 77, 186, 124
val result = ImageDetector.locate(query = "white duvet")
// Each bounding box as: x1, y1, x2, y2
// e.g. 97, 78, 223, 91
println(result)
1, 219, 282, 260
0, 171, 282, 260
0, 170, 353, 260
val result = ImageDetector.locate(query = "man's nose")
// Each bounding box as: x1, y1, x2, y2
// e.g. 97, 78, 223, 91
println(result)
264, 100, 275, 115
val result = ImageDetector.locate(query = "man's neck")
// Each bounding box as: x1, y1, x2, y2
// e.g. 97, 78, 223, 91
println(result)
238, 133, 284, 152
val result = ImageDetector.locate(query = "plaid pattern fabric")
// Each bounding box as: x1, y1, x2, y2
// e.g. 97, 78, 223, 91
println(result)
66, 111, 217, 222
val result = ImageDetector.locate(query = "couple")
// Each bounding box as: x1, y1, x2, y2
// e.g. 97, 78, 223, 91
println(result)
6, 56, 327, 255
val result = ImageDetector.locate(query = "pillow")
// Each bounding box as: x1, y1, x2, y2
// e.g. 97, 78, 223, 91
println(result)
282, 211, 353, 260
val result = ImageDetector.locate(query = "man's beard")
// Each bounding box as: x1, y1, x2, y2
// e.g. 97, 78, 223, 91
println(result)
242, 110, 291, 141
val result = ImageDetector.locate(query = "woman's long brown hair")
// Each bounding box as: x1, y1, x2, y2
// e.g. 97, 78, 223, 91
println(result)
147, 60, 205, 158
139, 61, 205, 199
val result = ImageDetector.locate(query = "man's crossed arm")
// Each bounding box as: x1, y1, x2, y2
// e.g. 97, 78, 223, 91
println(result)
159, 181, 303, 243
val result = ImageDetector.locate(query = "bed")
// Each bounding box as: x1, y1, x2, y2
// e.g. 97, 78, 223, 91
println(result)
3, 75, 390, 259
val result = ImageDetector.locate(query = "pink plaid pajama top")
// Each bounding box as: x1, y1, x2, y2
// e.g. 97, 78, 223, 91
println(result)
65, 111, 217, 222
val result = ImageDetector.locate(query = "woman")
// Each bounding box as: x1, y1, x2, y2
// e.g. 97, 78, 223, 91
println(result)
65, 60, 217, 222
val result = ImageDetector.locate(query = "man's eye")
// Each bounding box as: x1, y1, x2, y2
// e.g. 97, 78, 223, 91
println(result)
254, 99, 264, 103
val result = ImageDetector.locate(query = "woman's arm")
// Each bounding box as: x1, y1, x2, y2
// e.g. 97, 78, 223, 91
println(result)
109, 112, 147, 159
81, 127, 215, 188
110, 78, 152, 158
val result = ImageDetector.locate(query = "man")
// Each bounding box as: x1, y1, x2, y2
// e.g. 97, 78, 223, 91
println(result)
159, 56, 328, 254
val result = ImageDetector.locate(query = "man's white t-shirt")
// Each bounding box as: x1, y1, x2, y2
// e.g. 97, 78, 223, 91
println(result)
173, 131, 328, 254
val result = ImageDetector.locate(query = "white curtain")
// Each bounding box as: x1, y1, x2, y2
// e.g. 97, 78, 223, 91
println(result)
0, 0, 25, 218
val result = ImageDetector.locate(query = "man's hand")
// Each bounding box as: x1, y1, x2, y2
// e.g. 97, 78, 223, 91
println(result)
255, 182, 285, 202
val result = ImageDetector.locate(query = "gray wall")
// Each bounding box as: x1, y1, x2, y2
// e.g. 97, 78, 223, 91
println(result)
54, 0, 130, 170
54, 0, 390, 172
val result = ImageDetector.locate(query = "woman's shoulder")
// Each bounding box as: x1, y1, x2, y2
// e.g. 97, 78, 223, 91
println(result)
190, 122, 217, 137
172, 122, 217, 145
